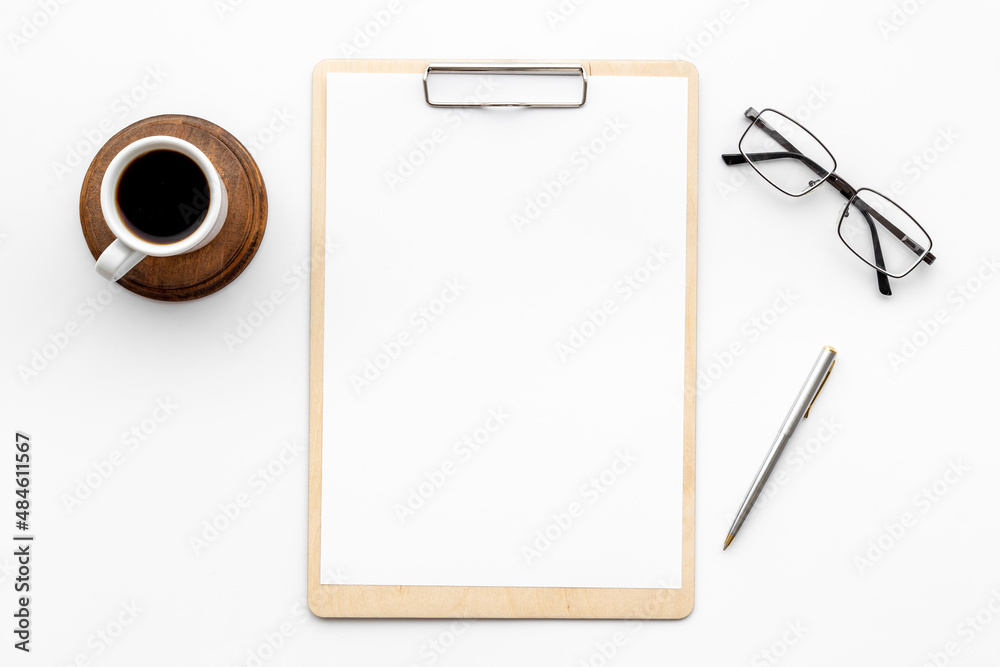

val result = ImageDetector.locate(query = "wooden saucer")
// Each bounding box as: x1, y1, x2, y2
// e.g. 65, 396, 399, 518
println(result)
80, 115, 267, 301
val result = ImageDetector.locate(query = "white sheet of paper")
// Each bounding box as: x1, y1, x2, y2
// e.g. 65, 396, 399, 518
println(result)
321, 72, 689, 589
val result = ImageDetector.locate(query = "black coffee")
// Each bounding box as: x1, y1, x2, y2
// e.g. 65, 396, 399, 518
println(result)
115, 149, 210, 244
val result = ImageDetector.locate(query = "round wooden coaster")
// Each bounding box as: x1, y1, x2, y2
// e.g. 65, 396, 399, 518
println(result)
80, 114, 267, 301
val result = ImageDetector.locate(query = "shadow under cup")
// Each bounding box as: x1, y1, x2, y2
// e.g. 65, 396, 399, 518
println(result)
115, 148, 212, 245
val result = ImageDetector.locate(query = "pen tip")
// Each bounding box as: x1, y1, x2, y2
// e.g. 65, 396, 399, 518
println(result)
723, 534, 734, 551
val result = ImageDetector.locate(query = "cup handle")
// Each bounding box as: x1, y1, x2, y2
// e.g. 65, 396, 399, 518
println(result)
96, 239, 146, 281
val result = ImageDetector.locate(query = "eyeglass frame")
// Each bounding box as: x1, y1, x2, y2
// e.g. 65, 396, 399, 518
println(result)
721, 107, 935, 296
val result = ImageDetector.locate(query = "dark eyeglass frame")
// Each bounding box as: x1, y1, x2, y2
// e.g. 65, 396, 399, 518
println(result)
721, 107, 935, 296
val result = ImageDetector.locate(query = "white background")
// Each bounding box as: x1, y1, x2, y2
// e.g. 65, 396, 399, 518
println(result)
1, 0, 999, 666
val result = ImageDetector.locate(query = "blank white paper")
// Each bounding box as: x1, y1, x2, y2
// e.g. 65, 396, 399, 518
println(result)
321, 72, 689, 589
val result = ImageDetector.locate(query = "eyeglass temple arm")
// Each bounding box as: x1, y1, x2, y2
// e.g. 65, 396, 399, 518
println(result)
858, 207, 893, 296
821, 177, 892, 295
828, 174, 936, 265
721, 152, 936, 267
729, 108, 935, 266
724, 110, 910, 293
722, 152, 890, 293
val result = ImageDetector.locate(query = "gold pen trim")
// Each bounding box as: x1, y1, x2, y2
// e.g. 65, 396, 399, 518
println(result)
804, 358, 835, 418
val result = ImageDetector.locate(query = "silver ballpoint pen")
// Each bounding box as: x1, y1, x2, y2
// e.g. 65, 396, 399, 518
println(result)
724, 346, 837, 551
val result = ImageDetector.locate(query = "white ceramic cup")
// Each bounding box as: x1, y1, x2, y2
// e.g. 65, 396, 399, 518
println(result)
96, 136, 228, 281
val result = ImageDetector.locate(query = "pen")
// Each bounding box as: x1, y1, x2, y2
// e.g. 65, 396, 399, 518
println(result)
724, 346, 837, 551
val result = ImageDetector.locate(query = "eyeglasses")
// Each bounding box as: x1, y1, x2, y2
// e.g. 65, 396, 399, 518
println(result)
722, 107, 935, 296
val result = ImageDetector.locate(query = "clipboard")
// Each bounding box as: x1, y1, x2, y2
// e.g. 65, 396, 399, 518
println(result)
309, 59, 698, 619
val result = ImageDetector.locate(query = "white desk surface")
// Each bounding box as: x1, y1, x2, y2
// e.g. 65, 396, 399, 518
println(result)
3, 0, 999, 664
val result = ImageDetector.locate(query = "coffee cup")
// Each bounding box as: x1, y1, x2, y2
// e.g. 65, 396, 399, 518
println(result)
96, 136, 228, 281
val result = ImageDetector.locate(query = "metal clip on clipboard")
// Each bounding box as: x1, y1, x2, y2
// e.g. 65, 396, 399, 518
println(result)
423, 62, 588, 108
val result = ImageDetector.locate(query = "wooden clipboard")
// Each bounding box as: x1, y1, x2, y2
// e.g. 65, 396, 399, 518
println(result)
309, 59, 698, 619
